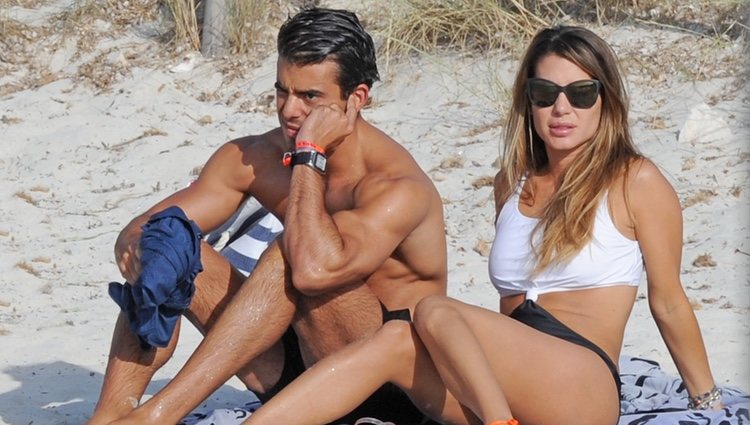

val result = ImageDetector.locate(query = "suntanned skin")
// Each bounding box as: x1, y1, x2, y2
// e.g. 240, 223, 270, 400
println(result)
87, 131, 295, 425
88, 56, 447, 425
235, 53, 717, 425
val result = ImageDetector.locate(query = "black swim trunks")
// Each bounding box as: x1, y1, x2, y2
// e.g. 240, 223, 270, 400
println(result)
337, 303, 438, 425
254, 326, 306, 404
510, 299, 622, 394
259, 303, 438, 425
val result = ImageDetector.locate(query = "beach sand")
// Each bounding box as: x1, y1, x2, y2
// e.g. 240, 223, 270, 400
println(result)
0, 1, 748, 423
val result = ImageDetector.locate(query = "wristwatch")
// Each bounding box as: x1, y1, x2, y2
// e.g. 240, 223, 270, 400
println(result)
290, 150, 327, 174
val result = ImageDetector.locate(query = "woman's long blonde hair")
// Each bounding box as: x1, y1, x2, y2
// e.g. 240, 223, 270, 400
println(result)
499, 25, 642, 275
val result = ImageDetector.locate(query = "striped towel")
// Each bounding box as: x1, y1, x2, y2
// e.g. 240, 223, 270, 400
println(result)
205, 197, 283, 277
618, 356, 750, 424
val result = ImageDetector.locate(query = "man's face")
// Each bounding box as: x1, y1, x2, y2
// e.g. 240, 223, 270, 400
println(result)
275, 57, 344, 143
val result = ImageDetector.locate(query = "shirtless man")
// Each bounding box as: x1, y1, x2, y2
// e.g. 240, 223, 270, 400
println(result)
87, 7, 447, 425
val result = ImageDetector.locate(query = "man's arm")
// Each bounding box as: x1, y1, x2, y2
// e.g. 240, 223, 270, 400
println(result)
115, 140, 251, 283
282, 94, 431, 293
284, 168, 431, 295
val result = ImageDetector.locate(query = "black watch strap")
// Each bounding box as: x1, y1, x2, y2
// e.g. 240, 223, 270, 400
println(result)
291, 150, 327, 174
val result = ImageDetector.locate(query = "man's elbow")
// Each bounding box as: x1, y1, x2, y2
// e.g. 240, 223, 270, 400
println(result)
290, 269, 332, 296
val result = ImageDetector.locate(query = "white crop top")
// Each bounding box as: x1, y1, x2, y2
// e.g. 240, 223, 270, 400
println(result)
489, 184, 644, 301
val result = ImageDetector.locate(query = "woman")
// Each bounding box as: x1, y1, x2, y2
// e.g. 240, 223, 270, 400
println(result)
244, 25, 720, 425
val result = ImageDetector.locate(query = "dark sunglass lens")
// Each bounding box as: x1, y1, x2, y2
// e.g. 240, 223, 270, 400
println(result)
567, 81, 600, 108
528, 80, 559, 107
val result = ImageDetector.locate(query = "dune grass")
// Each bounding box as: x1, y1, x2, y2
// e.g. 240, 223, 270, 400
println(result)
378, 0, 549, 57
163, 0, 281, 55
1, 0, 746, 96
164, 0, 201, 50
375, 0, 748, 59
0, 0, 48, 7
225, 0, 278, 55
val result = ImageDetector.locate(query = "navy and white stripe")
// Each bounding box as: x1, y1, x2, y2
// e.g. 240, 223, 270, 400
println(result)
219, 212, 283, 276
202, 196, 283, 277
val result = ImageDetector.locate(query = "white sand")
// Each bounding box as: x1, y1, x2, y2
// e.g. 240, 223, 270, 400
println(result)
0, 1, 748, 423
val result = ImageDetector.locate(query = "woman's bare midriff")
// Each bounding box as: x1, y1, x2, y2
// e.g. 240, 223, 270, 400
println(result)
500, 284, 638, 367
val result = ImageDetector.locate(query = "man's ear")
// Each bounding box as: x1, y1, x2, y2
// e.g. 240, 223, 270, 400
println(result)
347, 83, 370, 113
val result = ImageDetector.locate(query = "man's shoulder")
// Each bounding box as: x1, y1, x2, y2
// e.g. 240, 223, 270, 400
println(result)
357, 151, 438, 208
203, 127, 287, 179
226, 128, 285, 153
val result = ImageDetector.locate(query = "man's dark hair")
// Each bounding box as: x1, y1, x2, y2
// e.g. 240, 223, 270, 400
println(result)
277, 8, 380, 98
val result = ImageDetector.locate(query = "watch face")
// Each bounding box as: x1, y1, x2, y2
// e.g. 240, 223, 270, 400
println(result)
314, 155, 327, 171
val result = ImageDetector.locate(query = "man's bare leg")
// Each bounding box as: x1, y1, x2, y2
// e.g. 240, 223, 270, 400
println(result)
109, 241, 298, 424
87, 243, 285, 424
182, 245, 287, 392
86, 311, 181, 425
292, 283, 382, 365
111, 245, 388, 424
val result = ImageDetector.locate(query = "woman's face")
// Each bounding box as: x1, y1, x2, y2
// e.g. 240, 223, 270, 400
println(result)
530, 54, 602, 163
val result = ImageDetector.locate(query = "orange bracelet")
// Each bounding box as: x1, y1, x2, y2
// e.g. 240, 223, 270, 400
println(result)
487, 419, 519, 425
295, 140, 325, 153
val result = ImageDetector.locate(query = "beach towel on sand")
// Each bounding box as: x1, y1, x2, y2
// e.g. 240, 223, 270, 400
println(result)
179, 356, 749, 425
618, 356, 749, 424
203, 195, 283, 277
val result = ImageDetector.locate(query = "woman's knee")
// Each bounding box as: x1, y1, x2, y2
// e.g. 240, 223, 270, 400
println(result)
413, 295, 460, 336
377, 319, 415, 349
366, 320, 433, 390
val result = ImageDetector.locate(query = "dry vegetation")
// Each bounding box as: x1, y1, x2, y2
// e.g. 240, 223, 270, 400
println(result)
164, 0, 201, 50
0, 0, 46, 7
165, 0, 288, 55
373, 0, 748, 57
225, 0, 278, 55
376, 0, 550, 56
0, 0, 747, 93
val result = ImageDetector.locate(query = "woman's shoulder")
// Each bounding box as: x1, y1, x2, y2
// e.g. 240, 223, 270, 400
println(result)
627, 157, 661, 181
623, 157, 680, 213
624, 157, 674, 193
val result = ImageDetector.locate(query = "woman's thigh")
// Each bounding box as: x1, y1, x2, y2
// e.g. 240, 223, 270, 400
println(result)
422, 298, 620, 425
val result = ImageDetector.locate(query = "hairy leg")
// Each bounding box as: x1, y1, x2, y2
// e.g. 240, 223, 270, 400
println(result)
292, 283, 383, 364
87, 241, 241, 425
245, 320, 479, 425
94, 241, 291, 425
413, 296, 621, 425
86, 311, 181, 425
109, 240, 296, 425
182, 244, 287, 394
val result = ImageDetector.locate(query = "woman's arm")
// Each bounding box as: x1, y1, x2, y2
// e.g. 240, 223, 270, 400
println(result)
628, 159, 720, 407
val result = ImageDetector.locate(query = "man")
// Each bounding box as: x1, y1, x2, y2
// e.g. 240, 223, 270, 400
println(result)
88, 8, 446, 425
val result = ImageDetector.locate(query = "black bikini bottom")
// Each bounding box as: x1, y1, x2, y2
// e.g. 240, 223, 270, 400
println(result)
510, 299, 622, 394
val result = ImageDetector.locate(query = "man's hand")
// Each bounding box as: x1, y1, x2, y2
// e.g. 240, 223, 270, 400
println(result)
296, 95, 358, 153
114, 224, 143, 284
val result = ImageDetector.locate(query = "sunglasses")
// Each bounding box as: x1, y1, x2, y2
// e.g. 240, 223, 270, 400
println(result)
527, 78, 602, 109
